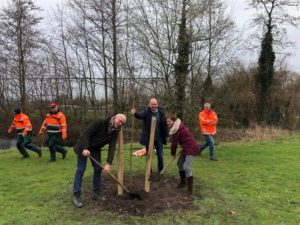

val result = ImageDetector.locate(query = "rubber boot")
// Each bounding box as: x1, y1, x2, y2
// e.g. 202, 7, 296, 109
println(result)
48, 147, 56, 162
37, 148, 42, 157
177, 171, 186, 188
56, 145, 67, 159
73, 193, 83, 208
62, 150, 67, 159
187, 176, 193, 195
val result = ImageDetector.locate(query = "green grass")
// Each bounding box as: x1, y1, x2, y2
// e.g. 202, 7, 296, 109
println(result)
0, 134, 299, 225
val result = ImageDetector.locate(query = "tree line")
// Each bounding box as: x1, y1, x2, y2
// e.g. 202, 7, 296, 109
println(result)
0, 0, 300, 144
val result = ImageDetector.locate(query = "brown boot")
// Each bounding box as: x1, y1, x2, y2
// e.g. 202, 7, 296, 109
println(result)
177, 171, 186, 188
187, 176, 193, 195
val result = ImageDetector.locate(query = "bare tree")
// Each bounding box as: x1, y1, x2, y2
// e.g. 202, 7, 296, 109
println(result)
131, 0, 181, 110
0, 0, 43, 111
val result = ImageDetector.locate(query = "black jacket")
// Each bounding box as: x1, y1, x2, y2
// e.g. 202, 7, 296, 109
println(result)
74, 117, 119, 164
134, 107, 169, 145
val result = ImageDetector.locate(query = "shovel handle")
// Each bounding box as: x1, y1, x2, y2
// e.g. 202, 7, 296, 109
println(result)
160, 150, 182, 175
88, 155, 130, 193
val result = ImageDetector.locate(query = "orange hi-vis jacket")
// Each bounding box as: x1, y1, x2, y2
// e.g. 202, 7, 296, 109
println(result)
199, 109, 218, 135
39, 111, 67, 139
8, 113, 33, 136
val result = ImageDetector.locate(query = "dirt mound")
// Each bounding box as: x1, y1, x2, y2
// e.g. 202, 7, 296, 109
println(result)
83, 174, 199, 217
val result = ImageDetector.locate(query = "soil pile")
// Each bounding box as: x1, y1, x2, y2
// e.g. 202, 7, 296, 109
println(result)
83, 174, 199, 217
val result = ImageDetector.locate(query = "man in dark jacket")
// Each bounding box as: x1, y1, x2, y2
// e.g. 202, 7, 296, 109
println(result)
130, 98, 169, 174
72, 114, 127, 208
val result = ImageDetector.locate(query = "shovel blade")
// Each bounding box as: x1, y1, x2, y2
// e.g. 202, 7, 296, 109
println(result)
128, 192, 142, 200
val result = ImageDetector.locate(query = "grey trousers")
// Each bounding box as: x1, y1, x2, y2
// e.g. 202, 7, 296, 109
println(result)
177, 155, 193, 177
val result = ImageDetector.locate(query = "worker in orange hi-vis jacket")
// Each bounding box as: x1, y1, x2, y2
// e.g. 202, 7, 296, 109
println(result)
39, 101, 68, 162
8, 108, 42, 159
198, 102, 218, 161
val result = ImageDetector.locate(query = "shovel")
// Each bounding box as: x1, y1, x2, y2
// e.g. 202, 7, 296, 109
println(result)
88, 155, 141, 200
160, 150, 182, 176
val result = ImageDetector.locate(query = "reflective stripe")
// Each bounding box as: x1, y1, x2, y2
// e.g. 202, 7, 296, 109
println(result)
16, 127, 25, 130
47, 124, 60, 127
47, 130, 62, 133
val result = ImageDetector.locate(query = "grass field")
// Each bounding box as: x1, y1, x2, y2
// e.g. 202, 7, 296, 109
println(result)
0, 134, 299, 225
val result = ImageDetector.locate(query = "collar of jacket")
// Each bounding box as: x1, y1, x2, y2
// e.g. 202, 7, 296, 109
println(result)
151, 109, 158, 113
148, 107, 163, 113
169, 118, 181, 136
14, 113, 23, 120
49, 110, 60, 115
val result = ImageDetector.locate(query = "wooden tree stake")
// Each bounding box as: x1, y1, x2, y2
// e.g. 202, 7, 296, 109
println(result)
117, 128, 124, 196
144, 117, 156, 192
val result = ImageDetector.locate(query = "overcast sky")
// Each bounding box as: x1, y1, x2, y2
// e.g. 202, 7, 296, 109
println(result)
1, 0, 300, 72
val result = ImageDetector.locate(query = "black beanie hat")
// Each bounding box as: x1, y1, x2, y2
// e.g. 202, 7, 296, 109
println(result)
14, 108, 21, 114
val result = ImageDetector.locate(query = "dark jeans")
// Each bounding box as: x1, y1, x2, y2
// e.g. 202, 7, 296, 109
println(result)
200, 135, 215, 158
146, 137, 164, 173
73, 150, 102, 196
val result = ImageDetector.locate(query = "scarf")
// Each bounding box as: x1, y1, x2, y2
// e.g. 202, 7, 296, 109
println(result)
169, 118, 181, 136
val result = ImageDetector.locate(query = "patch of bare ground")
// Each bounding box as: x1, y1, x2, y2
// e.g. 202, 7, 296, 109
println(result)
83, 174, 199, 217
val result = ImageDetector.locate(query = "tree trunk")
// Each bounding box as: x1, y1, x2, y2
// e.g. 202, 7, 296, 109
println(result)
174, 0, 190, 120
112, 0, 119, 114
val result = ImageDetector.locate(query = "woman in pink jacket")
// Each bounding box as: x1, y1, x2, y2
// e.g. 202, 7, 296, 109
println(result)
166, 115, 199, 195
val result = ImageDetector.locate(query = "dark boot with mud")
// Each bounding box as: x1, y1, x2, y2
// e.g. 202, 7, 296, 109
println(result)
177, 171, 186, 188
73, 193, 83, 208
187, 176, 193, 195
93, 189, 106, 201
